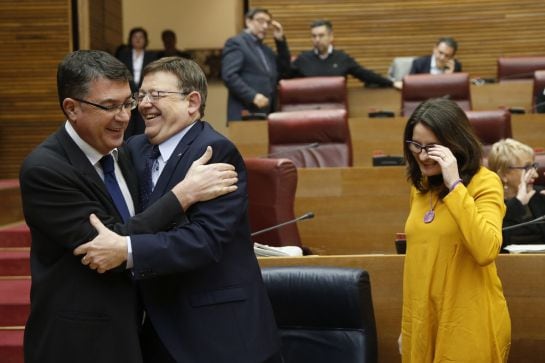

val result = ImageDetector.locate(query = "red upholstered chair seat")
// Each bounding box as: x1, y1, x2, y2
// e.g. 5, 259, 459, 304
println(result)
267, 109, 352, 167
497, 56, 545, 82
245, 157, 303, 249
401, 73, 471, 116
277, 76, 347, 112
533, 70, 545, 113
466, 109, 512, 156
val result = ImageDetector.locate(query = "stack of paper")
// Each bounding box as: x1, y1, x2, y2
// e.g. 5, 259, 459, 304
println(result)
504, 244, 545, 254
253, 243, 303, 257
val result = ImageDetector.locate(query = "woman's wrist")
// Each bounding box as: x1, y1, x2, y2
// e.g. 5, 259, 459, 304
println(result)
449, 178, 463, 192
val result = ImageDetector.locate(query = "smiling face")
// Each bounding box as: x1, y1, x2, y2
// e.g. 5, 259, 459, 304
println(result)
410, 122, 442, 177
138, 71, 200, 145
433, 41, 455, 69
503, 153, 538, 198
65, 78, 132, 154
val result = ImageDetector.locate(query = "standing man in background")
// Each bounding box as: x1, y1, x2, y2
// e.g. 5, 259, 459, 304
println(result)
291, 19, 401, 89
222, 8, 291, 121
409, 37, 462, 75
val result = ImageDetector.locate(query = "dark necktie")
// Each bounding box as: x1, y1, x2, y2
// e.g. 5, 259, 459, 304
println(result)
140, 145, 161, 209
100, 154, 131, 222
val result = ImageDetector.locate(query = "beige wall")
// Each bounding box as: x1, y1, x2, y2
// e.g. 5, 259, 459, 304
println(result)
122, 0, 243, 50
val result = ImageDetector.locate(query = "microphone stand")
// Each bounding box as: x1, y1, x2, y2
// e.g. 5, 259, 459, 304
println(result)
502, 215, 545, 231
251, 212, 315, 236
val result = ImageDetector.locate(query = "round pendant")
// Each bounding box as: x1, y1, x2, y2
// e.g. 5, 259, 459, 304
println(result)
423, 210, 435, 224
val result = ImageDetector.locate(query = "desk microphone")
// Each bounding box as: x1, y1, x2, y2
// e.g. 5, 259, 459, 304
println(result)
251, 212, 315, 237
262, 142, 319, 158
502, 215, 545, 231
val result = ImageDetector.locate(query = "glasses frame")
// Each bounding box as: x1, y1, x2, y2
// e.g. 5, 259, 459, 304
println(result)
405, 140, 437, 154
134, 90, 189, 103
73, 97, 137, 113
508, 162, 539, 172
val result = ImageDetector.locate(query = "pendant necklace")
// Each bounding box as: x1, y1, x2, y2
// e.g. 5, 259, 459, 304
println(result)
423, 192, 440, 224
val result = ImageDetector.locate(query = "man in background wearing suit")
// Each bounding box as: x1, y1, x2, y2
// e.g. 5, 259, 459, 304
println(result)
76, 57, 281, 363
20, 50, 237, 363
221, 8, 291, 121
410, 37, 462, 75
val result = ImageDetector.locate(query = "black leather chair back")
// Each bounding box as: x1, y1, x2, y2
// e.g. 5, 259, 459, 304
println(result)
262, 266, 378, 363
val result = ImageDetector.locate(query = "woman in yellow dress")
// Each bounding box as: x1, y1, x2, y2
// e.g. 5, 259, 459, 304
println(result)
400, 98, 511, 362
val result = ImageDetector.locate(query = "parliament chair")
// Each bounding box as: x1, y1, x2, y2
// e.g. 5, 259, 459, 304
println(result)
267, 109, 352, 167
277, 76, 347, 112
262, 266, 378, 363
534, 153, 545, 187
401, 73, 471, 116
245, 157, 303, 249
533, 70, 545, 113
497, 56, 545, 82
465, 109, 512, 156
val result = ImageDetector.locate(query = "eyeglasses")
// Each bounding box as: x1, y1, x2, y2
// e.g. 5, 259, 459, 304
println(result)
73, 98, 137, 113
134, 90, 189, 103
252, 17, 272, 26
406, 140, 437, 154
508, 162, 539, 172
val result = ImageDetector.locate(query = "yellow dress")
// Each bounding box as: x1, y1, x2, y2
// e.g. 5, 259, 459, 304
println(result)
402, 167, 511, 362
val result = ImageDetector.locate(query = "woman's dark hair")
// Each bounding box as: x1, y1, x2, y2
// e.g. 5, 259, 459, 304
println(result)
403, 98, 482, 197
127, 27, 148, 49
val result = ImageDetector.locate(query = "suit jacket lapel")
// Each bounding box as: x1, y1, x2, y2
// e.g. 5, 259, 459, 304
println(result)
241, 32, 269, 74
149, 122, 204, 205
118, 146, 140, 211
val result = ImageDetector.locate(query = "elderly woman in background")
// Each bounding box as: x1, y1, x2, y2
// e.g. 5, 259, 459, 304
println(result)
487, 138, 545, 251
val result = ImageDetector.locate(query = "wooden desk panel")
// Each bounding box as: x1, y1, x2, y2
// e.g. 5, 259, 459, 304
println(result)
295, 167, 410, 255
228, 115, 545, 167
259, 254, 545, 363
347, 81, 535, 117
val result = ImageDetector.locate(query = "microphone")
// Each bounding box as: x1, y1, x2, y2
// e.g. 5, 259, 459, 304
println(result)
502, 215, 545, 231
251, 212, 315, 237
262, 142, 319, 158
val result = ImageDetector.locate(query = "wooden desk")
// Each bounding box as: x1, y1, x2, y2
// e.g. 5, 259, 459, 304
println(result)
259, 254, 545, 363
347, 80, 534, 117
228, 114, 545, 167
295, 167, 409, 255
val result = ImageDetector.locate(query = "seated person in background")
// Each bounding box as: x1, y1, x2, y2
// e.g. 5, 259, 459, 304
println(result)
291, 19, 401, 89
536, 88, 545, 113
410, 37, 462, 75
157, 29, 192, 59
487, 138, 545, 251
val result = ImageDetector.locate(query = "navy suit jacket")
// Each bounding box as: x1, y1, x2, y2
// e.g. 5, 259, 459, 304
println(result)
20, 126, 182, 363
409, 55, 462, 74
127, 121, 280, 362
221, 31, 290, 121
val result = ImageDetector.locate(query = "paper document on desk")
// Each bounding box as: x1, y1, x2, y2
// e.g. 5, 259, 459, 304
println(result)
504, 244, 545, 254
253, 243, 303, 257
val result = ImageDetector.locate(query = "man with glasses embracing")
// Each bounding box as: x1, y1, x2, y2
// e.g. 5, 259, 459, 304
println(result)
222, 7, 291, 121
20, 50, 238, 363
74, 56, 281, 363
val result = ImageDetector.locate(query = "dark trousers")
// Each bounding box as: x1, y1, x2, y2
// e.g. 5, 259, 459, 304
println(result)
141, 317, 176, 363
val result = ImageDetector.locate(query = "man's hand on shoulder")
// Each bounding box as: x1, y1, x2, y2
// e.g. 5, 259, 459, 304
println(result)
172, 146, 238, 210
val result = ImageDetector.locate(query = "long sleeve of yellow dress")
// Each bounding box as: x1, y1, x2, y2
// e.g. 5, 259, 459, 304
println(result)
402, 167, 511, 363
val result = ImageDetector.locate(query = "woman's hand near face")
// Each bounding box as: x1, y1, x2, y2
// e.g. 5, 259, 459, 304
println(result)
516, 169, 536, 205
426, 144, 461, 188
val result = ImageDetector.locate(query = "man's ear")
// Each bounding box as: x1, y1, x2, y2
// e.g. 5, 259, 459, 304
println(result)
62, 98, 79, 120
187, 91, 202, 117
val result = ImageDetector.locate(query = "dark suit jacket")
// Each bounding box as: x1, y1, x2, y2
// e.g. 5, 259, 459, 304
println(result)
127, 121, 280, 362
221, 31, 290, 121
409, 55, 462, 74
117, 48, 157, 137
502, 185, 545, 251
20, 126, 182, 363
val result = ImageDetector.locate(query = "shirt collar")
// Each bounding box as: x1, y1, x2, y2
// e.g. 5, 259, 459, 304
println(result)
156, 121, 197, 161
314, 45, 334, 59
64, 121, 118, 166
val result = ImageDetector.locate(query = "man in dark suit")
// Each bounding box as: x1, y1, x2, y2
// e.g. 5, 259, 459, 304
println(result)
221, 8, 291, 121
410, 37, 462, 75
20, 50, 237, 363
76, 57, 281, 362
